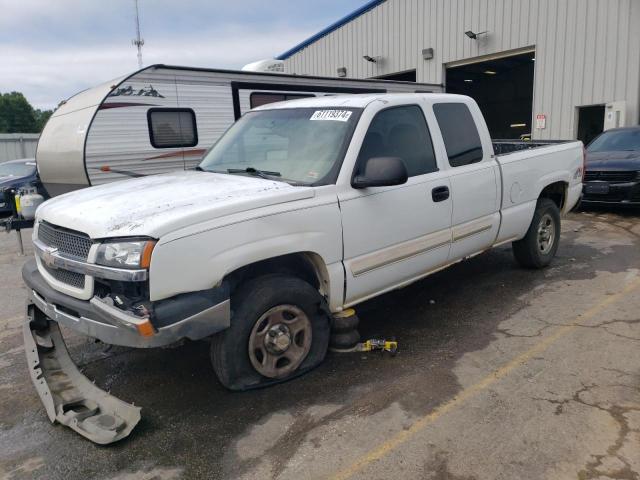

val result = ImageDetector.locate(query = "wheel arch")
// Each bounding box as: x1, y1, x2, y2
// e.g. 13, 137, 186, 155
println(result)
223, 251, 332, 300
538, 180, 569, 212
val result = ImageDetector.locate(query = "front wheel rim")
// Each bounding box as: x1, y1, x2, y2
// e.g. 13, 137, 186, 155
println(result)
537, 213, 555, 255
248, 305, 312, 379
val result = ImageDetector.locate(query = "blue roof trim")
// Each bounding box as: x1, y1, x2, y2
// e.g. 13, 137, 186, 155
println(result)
275, 0, 386, 60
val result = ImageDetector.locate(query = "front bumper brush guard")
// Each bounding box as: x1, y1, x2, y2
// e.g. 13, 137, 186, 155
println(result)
24, 311, 141, 444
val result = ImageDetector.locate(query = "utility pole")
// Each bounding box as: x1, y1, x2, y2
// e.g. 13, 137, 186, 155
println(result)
132, 0, 144, 69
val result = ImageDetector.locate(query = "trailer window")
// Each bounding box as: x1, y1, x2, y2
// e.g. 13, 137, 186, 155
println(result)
250, 92, 315, 108
148, 108, 198, 148
433, 103, 483, 167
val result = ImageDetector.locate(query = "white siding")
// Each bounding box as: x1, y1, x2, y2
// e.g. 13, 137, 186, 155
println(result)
284, 0, 640, 139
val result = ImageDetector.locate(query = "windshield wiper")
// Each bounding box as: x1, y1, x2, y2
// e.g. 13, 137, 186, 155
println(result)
227, 167, 282, 180
207, 166, 305, 186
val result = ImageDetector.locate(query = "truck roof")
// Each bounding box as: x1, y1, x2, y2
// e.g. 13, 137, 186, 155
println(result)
251, 92, 467, 111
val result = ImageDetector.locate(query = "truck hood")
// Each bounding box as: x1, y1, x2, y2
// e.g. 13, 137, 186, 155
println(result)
36, 171, 315, 239
585, 150, 640, 170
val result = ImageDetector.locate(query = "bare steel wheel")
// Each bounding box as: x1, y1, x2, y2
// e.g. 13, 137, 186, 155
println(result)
211, 274, 330, 391
248, 305, 312, 378
537, 213, 556, 255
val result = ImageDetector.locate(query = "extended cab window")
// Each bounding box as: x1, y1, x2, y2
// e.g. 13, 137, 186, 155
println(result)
148, 108, 197, 148
433, 103, 483, 167
356, 105, 437, 177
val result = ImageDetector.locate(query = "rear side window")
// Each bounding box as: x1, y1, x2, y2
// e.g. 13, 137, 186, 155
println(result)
148, 108, 198, 148
433, 103, 483, 167
356, 105, 437, 177
250, 92, 315, 108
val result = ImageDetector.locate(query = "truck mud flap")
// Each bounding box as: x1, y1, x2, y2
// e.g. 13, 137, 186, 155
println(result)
23, 315, 141, 444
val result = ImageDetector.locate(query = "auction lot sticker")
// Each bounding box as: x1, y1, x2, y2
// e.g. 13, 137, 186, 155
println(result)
310, 110, 353, 122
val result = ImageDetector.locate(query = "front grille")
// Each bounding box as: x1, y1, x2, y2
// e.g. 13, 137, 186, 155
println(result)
37, 221, 91, 290
38, 221, 92, 260
583, 191, 628, 202
42, 264, 86, 289
584, 171, 637, 183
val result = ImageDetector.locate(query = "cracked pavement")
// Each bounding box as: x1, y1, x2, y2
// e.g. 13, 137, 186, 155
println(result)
1, 208, 639, 480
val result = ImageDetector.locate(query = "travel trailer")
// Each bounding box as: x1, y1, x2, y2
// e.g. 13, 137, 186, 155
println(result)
36, 64, 443, 196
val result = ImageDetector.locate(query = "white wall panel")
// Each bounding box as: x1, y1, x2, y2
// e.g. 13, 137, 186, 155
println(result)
284, 0, 640, 140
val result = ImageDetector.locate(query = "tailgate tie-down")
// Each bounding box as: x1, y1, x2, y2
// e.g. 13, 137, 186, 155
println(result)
24, 306, 141, 444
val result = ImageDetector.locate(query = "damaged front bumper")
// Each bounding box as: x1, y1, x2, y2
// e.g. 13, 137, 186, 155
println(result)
22, 259, 230, 348
24, 312, 141, 444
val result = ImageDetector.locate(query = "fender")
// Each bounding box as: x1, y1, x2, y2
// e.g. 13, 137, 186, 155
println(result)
534, 172, 570, 201
148, 202, 344, 304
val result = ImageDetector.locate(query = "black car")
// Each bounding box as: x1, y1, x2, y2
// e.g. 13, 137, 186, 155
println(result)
582, 126, 640, 205
0, 158, 39, 217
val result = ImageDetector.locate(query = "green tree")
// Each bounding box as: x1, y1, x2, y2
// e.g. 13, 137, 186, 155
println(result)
34, 108, 53, 132
0, 92, 53, 133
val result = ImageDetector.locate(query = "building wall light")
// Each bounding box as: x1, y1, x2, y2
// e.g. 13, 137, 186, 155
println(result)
465, 30, 488, 39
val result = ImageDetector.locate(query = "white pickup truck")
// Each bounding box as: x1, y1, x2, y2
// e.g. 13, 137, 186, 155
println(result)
23, 93, 583, 443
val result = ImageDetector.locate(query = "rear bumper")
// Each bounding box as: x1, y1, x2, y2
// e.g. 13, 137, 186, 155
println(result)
582, 181, 640, 205
23, 259, 230, 348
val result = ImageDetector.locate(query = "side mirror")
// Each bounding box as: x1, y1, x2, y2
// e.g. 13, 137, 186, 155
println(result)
352, 157, 408, 189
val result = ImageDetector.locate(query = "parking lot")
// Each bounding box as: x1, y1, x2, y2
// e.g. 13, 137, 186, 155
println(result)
0, 208, 639, 480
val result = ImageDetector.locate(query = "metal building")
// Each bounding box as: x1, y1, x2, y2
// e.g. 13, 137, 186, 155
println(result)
0, 133, 39, 162
278, 0, 640, 142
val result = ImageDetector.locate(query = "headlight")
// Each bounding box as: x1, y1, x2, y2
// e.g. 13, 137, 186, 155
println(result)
96, 240, 156, 270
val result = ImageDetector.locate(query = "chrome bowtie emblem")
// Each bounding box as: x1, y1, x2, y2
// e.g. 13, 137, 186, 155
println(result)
42, 247, 58, 268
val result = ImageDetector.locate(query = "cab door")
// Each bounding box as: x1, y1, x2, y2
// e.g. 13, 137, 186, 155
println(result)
431, 102, 500, 261
339, 104, 452, 306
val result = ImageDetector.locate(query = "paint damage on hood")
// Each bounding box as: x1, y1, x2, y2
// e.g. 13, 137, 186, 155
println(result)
36, 171, 315, 239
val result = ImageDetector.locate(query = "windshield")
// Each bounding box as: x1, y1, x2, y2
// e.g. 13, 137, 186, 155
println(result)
587, 129, 640, 153
199, 107, 361, 185
0, 161, 36, 178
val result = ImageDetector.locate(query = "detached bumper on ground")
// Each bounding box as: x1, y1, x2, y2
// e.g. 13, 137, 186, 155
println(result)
23, 315, 141, 444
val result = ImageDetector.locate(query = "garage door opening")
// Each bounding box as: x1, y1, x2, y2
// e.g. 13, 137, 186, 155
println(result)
375, 70, 416, 82
576, 105, 605, 146
446, 51, 535, 139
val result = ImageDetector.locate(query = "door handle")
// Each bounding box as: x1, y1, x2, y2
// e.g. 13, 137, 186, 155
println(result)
432, 186, 450, 202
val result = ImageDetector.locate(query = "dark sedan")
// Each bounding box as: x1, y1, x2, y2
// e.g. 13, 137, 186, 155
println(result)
582, 126, 640, 205
0, 158, 39, 216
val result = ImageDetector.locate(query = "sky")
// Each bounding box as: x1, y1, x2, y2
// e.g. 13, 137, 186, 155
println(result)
0, 0, 366, 110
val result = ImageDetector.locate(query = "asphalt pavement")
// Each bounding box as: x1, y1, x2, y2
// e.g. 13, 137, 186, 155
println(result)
1, 208, 639, 480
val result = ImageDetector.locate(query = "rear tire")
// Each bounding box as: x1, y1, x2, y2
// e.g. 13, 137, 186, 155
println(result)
512, 198, 561, 269
211, 274, 330, 391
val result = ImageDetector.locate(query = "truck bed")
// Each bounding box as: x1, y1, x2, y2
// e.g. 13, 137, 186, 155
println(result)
492, 139, 572, 156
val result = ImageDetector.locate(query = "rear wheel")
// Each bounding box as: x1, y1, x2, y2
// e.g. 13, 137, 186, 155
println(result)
211, 274, 330, 391
512, 198, 561, 269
